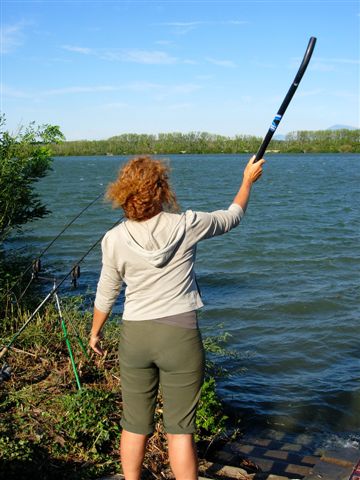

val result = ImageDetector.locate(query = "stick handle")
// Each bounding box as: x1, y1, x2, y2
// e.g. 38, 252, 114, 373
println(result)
254, 36, 317, 162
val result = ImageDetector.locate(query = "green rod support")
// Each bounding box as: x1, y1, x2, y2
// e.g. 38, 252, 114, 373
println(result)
55, 292, 82, 391
66, 315, 90, 361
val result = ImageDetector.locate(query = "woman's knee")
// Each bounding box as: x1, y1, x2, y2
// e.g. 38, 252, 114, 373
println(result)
167, 433, 195, 445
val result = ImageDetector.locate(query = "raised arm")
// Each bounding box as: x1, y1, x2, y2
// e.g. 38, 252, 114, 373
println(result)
233, 155, 265, 213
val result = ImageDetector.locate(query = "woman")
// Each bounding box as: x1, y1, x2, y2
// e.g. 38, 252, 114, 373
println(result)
89, 154, 265, 480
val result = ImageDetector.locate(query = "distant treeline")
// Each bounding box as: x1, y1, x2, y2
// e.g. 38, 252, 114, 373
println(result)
51, 129, 359, 156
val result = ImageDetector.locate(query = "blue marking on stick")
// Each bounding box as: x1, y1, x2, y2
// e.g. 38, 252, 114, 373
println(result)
270, 114, 282, 132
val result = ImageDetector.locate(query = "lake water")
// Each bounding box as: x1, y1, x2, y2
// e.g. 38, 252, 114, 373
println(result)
11, 154, 360, 448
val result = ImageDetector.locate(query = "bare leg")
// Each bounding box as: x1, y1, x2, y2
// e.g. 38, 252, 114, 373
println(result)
167, 433, 198, 480
120, 429, 148, 480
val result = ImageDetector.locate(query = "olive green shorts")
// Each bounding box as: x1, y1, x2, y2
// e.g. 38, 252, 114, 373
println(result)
118, 320, 205, 435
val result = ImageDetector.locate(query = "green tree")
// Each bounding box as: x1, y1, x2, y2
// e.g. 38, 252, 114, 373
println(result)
0, 116, 65, 242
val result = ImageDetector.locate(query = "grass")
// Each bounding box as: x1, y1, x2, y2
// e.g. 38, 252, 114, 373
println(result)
0, 297, 233, 480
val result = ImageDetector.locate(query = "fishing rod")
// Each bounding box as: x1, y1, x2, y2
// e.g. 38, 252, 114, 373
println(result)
0, 216, 123, 360
1, 191, 105, 305
254, 36, 317, 162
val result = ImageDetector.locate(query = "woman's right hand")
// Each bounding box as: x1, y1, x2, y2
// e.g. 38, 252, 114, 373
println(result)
233, 155, 266, 212
89, 332, 105, 356
243, 155, 265, 184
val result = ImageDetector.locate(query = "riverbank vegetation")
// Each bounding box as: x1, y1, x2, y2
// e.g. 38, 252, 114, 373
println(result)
0, 119, 233, 479
0, 116, 65, 243
51, 128, 359, 156
0, 299, 232, 480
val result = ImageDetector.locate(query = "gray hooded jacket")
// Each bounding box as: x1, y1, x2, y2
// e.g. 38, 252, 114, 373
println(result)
94, 203, 244, 320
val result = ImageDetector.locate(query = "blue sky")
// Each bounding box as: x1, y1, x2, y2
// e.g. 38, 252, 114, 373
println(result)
1, 0, 359, 140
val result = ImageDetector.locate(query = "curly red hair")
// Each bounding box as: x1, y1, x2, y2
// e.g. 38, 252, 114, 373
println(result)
106, 156, 179, 221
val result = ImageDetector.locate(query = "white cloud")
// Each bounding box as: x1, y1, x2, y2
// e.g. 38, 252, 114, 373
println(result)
155, 21, 206, 35
296, 88, 325, 97
196, 74, 214, 80
240, 95, 252, 103
158, 21, 205, 27
155, 20, 248, 27
154, 20, 248, 35
226, 20, 248, 25
1, 83, 30, 98
292, 56, 360, 73
206, 57, 237, 68
42, 85, 117, 96
154, 40, 174, 46
101, 102, 129, 110
1, 83, 118, 100
315, 57, 360, 65
2, 81, 202, 101
253, 60, 276, 68
1, 22, 27, 54
107, 49, 177, 64
62, 45, 178, 64
62, 45, 94, 55
310, 62, 336, 72
125, 81, 162, 92
125, 81, 201, 98
168, 84, 201, 94
167, 103, 193, 110
47, 57, 73, 64
330, 90, 358, 100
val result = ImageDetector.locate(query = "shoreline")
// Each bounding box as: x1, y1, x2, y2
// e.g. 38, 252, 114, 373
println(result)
51, 149, 360, 157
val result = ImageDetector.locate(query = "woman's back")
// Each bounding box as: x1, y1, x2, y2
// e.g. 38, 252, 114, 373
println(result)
95, 204, 243, 320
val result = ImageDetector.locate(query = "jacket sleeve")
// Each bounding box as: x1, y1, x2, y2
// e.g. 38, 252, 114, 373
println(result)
94, 234, 123, 313
186, 203, 244, 243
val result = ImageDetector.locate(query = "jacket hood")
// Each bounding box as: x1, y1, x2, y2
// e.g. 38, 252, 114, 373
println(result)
121, 212, 186, 267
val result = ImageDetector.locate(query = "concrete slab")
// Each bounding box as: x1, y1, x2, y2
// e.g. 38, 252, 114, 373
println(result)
314, 447, 360, 465
306, 458, 355, 480
199, 459, 254, 479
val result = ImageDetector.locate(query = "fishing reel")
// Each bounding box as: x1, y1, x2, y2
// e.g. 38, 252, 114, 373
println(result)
0, 363, 11, 383
71, 265, 81, 288
32, 258, 81, 288
32, 258, 42, 278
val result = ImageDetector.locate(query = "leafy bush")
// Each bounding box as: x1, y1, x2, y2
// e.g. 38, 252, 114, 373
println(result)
51, 388, 121, 459
0, 115, 64, 243
196, 377, 228, 440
